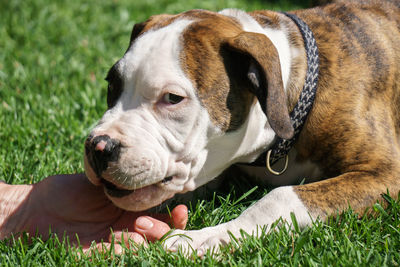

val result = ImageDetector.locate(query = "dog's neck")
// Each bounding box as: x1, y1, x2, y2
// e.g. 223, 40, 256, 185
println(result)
268, 12, 319, 166
247, 10, 309, 111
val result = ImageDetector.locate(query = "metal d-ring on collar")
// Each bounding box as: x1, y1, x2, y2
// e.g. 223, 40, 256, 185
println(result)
247, 12, 320, 176
266, 150, 289, 175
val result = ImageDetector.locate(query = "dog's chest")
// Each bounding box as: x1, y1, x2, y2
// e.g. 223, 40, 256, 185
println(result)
237, 149, 322, 186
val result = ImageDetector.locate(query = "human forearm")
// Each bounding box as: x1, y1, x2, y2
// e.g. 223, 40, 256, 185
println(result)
0, 183, 33, 239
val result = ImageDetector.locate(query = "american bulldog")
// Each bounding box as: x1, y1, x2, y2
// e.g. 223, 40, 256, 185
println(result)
84, 0, 400, 255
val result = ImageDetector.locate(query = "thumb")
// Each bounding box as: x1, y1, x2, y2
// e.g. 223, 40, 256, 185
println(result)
134, 216, 171, 242
133, 204, 188, 242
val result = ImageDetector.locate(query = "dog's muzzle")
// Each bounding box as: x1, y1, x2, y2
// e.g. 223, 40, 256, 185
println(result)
85, 134, 135, 197
85, 134, 121, 175
85, 134, 177, 199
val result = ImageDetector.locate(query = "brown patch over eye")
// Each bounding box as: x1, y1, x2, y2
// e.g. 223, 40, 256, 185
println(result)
180, 15, 254, 132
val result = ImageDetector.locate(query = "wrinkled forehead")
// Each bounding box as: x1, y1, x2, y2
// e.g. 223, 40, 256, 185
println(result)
115, 20, 192, 94
109, 11, 243, 95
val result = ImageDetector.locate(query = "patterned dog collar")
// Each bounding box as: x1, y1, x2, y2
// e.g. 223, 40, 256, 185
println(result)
249, 12, 319, 174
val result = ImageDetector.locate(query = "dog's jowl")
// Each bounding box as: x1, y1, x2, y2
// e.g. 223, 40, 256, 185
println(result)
84, 0, 400, 255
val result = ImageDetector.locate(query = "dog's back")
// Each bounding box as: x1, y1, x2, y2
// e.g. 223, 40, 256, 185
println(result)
313, 0, 400, 8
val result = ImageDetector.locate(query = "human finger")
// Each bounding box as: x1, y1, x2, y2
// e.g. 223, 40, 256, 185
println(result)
170, 204, 188, 229
111, 231, 147, 249
148, 204, 188, 228
133, 216, 171, 242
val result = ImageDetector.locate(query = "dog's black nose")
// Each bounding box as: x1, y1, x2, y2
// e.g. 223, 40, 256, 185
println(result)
85, 134, 121, 175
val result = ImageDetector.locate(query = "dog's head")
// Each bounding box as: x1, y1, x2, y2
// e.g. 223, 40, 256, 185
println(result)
84, 10, 293, 211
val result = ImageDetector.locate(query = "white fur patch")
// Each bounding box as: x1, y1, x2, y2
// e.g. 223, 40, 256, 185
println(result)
192, 99, 276, 188
164, 186, 313, 255
119, 19, 195, 109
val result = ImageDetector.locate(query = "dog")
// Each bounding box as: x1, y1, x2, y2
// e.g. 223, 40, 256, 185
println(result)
84, 0, 400, 255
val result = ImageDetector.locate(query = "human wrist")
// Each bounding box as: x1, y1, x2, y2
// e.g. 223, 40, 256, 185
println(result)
0, 183, 34, 239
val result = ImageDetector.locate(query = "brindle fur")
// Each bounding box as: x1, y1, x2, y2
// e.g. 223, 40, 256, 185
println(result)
291, 0, 400, 217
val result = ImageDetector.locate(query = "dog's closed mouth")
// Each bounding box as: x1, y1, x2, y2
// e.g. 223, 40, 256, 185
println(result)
101, 178, 134, 198
161, 176, 173, 183
101, 176, 175, 198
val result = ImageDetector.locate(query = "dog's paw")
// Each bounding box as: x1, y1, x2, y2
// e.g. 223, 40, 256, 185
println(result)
162, 228, 229, 257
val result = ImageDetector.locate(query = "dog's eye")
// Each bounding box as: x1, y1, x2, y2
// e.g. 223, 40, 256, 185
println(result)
162, 93, 184, 105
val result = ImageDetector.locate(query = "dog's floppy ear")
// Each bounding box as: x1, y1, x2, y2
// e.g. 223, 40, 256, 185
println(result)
224, 32, 294, 140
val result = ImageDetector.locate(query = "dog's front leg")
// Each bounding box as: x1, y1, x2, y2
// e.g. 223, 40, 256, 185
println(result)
163, 186, 312, 256
163, 171, 399, 256
293, 171, 399, 219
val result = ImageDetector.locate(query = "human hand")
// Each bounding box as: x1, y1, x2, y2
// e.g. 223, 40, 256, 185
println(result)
0, 174, 188, 253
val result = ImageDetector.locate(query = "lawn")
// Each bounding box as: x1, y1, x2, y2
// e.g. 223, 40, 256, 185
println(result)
1, 0, 400, 265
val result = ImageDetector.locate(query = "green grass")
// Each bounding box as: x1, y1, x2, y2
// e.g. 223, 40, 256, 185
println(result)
1, 0, 400, 265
